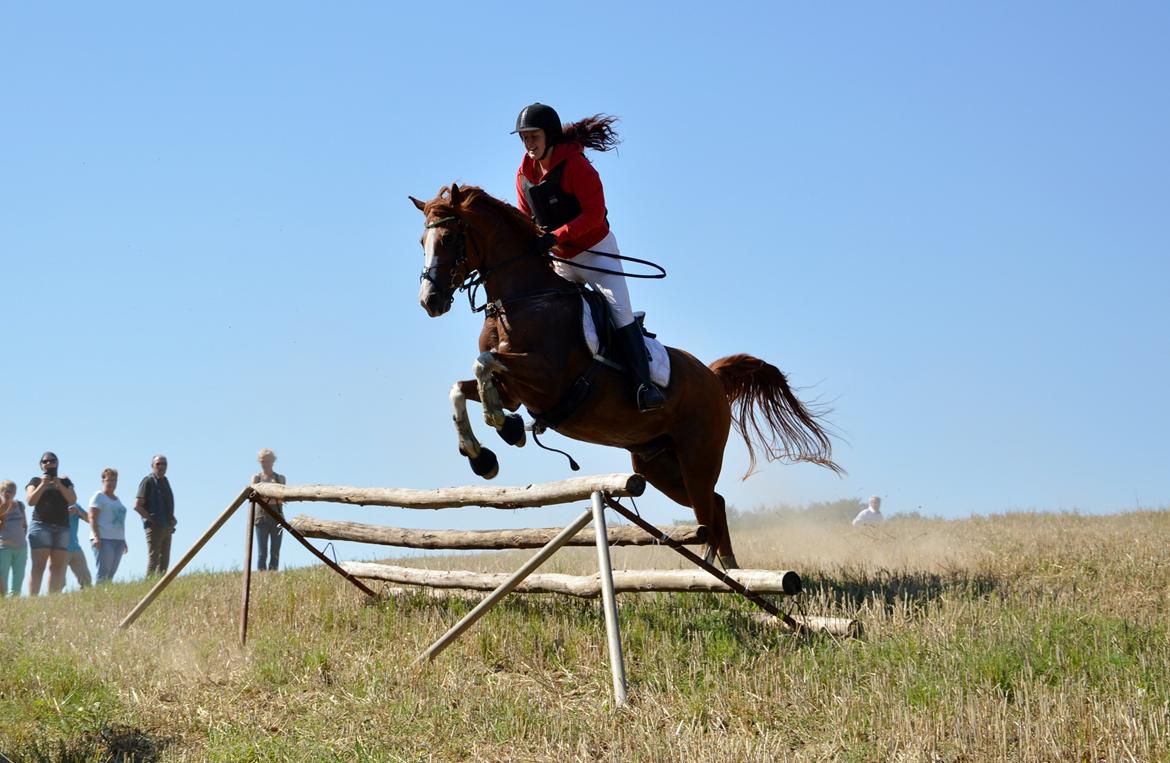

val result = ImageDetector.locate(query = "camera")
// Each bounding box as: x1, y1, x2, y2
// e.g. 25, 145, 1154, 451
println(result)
44, 465, 58, 478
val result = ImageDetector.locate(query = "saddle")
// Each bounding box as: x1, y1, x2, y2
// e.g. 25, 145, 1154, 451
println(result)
527, 286, 671, 431
580, 287, 618, 368
578, 286, 670, 387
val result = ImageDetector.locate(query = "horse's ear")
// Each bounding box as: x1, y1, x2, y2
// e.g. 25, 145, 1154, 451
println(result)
449, 183, 462, 205
409, 195, 426, 212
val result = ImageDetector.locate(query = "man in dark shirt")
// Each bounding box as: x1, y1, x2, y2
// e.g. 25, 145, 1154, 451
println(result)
134, 454, 175, 576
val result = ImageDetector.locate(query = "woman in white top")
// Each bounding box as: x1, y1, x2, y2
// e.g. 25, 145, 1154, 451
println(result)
89, 467, 129, 583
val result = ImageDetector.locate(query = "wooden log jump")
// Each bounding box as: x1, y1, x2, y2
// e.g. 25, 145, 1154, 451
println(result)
118, 471, 859, 711
289, 515, 706, 550
250, 472, 645, 509
342, 561, 803, 598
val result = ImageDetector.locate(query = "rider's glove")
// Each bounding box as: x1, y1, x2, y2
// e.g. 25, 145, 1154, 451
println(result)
531, 232, 558, 255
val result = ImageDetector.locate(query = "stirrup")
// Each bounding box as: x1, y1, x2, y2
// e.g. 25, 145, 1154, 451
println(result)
636, 383, 665, 412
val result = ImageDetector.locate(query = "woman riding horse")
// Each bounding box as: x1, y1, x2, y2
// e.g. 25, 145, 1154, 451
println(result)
513, 103, 665, 413
411, 180, 843, 568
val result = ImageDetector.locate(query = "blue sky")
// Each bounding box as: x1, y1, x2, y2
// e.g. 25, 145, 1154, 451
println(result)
2, 3, 1167, 589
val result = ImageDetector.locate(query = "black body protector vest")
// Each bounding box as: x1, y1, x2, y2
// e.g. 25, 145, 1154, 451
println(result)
520, 160, 582, 232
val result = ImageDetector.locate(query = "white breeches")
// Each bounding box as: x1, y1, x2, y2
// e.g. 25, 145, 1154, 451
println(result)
552, 231, 635, 328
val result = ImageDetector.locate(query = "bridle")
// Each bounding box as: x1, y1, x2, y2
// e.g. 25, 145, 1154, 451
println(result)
420, 215, 470, 314
421, 212, 572, 315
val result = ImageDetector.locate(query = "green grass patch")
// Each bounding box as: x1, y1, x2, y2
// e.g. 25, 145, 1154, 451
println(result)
2, 510, 1169, 760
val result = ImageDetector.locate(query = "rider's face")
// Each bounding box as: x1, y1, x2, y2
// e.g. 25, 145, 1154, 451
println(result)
520, 129, 547, 161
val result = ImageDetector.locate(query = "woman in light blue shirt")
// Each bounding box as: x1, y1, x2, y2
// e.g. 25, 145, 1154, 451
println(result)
89, 468, 129, 583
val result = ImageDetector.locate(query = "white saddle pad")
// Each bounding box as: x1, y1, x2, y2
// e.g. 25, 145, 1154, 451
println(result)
581, 298, 671, 388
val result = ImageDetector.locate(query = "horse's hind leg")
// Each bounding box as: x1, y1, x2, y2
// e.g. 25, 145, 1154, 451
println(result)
674, 440, 738, 570
631, 450, 690, 506
451, 380, 498, 479
631, 450, 732, 567
710, 492, 737, 569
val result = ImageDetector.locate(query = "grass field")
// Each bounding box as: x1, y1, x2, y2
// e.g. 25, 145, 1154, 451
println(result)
1, 504, 1168, 762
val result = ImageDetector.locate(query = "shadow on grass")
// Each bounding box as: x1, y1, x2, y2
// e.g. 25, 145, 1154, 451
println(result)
9, 724, 171, 763
800, 568, 1001, 614
379, 586, 802, 651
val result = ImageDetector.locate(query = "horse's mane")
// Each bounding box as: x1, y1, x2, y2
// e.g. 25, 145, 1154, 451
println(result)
429, 185, 541, 241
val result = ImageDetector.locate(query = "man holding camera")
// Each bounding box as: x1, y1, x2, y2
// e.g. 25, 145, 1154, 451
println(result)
134, 454, 175, 576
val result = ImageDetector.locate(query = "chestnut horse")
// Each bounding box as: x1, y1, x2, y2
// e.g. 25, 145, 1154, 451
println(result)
411, 184, 841, 568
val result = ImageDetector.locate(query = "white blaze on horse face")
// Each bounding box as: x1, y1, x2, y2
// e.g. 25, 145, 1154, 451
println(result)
423, 226, 440, 268
419, 227, 440, 307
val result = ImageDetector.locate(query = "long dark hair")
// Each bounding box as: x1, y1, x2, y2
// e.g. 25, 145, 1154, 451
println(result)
561, 114, 620, 152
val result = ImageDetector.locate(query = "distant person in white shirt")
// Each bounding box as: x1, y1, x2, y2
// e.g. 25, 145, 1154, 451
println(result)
852, 496, 883, 526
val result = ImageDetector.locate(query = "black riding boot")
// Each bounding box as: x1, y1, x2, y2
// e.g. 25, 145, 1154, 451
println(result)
616, 322, 665, 412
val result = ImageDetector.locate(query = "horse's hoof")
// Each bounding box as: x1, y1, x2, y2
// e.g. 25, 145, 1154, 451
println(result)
467, 447, 499, 480
497, 413, 526, 447
701, 544, 716, 566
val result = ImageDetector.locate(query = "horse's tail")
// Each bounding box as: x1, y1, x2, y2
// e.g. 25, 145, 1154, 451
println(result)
710, 354, 844, 479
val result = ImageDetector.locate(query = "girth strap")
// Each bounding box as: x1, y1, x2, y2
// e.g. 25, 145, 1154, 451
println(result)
526, 359, 603, 431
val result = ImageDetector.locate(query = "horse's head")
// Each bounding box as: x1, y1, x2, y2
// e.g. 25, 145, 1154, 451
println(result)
412, 182, 551, 317
411, 184, 474, 317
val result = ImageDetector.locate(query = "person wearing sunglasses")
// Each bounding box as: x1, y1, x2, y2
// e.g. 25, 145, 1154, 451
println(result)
25, 451, 76, 594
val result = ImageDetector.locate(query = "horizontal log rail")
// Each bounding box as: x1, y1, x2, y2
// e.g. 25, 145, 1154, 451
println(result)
342, 561, 802, 598
747, 611, 863, 639
288, 515, 706, 549
250, 472, 645, 510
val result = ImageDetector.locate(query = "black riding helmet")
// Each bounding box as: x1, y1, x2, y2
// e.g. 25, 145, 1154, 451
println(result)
511, 103, 563, 144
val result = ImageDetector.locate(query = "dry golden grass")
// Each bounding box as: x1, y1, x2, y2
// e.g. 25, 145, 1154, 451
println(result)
1, 507, 1168, 761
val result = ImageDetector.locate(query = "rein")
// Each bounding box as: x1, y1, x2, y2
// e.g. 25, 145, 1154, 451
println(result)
545, 249, 667, 279
462, 251, 563, 314
423, 212, 666, 318
477, 286, 580, 317
424, 213, 578, 315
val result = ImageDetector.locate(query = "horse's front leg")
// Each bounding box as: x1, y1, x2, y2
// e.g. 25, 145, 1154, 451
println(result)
474, 351, 525, 447
451, 379, 499, 479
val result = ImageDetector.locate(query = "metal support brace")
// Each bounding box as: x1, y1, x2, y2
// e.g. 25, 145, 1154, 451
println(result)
591, 490, 628, 707
415, 507, 594, 664
240, 500, 256, 645
253, 495, 377, 598
603, 496, 806, 634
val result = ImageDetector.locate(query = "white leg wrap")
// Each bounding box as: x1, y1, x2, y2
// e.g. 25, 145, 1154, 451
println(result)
450, 383, 481, 458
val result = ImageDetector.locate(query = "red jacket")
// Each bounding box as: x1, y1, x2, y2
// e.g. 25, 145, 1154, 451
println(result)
516, 142, 609, 258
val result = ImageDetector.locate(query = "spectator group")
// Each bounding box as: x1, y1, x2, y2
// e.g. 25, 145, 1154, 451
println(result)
1, 449, 288, 597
